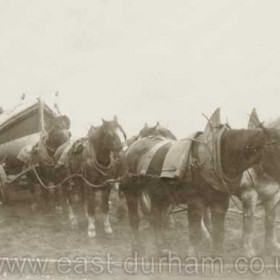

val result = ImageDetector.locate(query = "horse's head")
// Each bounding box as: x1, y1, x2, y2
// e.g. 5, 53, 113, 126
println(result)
138, 122, 157, 138
201, 108, 266, 181
259, 129, 280, 180
89, 115, 126, 158
222, 129, 266, 176
138, 122, 177, 140
46, 115, 71, 156
248, 109, 280, 181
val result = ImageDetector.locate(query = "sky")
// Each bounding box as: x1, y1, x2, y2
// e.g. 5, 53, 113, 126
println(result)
1, 0, 280, 139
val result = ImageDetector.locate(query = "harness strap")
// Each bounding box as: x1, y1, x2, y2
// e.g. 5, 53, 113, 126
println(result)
37, 133, 55, 166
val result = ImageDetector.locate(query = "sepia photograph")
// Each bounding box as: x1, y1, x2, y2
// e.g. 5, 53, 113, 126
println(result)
1, 0, 280, 279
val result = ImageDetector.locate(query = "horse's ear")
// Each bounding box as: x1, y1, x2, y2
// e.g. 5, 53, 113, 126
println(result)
151, 121, 159, 130
102, 118, 108, 125
88, 125, 98, 137
201, 108, 221, 144
90, 124, 97, 130
144, 123, 148, 129
248, 108, 261, 129
113, 115, 118, 123
204, 108, 221, 135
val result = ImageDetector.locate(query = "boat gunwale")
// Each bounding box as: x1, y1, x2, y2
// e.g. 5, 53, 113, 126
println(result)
0, 102, 56, 135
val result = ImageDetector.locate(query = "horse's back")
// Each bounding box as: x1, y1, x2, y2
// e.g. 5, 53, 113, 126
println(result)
126, 136, 196, 180
126, 137, 169, 174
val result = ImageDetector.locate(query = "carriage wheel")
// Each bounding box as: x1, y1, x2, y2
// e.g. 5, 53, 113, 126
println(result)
0, 165, 9, 204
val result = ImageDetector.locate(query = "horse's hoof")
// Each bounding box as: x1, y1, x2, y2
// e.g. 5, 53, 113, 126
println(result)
104, 226, 113, 235
131, 249, 145, 259
116, 207, 127, 221
164, 218, 176, 229
73, 195, 79, 202
166, 216, 176, 229
70, 218, 78, 229
265, 242, 280, 254
187, 246, 197, 257
159, 249, 176, 258
132, 243, 145, 257
211, 249, 224, 257
31, 203, 38, 212
88, 230, 96, 238
243, 247, 257, 258
56, 206, 63, 213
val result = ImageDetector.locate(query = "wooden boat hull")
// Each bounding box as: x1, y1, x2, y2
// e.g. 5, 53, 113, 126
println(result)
0, 101, 56, 173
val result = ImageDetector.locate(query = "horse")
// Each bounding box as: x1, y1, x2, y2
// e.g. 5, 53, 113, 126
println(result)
120, 108, 271, 256
238, 109, 280, 257
54, 116, 126, 237
17, 115, 71, 210
116, 122, 177, 221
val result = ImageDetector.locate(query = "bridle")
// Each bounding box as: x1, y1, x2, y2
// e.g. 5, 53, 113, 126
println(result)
44, 128, 69, 158
116, 123, 127, 142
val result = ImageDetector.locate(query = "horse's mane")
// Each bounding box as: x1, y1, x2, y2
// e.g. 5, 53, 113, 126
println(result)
153, 124, 177, 140
125, 123, 177, 147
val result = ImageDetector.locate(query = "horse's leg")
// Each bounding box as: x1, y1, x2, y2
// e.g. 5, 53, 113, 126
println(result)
26, 170, 39, 211
163, 205, 175, 229
150, 196, 169, 255
40, 185, 51, 211
103, 188, 113, 235
67, 191, 78, 229
53, 169, 66, 213
94, 189, 105, 235
209, 193, 229, 255
54, 187, 63, 212
116, 188, 127, 221
123, 185, 143, 255
30, 183, 40, 212
87, 215, 96, 238
86, 189, 96, 238
240, 187, 258, 257
201, 207, 212, 243
67, 179, 81, 229
264, 196, 280, 253
187, 196, 205, 256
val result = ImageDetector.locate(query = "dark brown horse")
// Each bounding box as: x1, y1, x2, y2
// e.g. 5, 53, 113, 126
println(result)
239, 109, 280, 257
54, 116, 126, 237
120, 109, 269, 256
17, 115, 71, 209
116, 122, 177, 221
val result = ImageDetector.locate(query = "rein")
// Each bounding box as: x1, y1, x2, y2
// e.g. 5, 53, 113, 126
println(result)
31, 165, 124, 190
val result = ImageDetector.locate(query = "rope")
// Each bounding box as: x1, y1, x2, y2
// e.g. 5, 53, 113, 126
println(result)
31, 165, 127, 191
